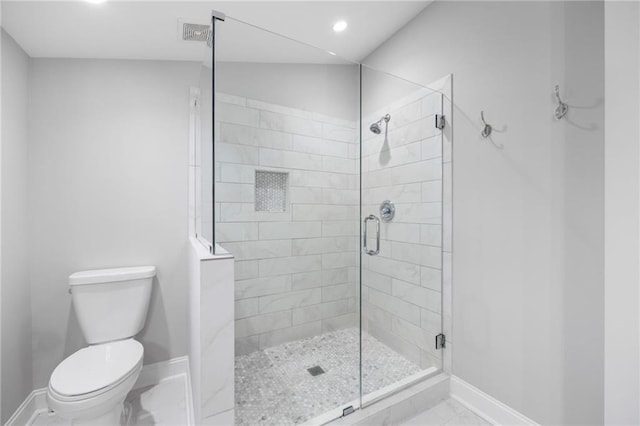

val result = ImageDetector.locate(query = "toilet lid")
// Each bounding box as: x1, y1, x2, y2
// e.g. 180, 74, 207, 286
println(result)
50, 339, 143, 397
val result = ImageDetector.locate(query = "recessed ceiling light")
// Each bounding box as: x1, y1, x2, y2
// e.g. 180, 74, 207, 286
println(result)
85, 0, 107, 4
328, 51, 337, 56
333, 21, 348, 33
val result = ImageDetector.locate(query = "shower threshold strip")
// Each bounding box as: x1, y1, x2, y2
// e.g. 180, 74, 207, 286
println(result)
300, 366, 439, 426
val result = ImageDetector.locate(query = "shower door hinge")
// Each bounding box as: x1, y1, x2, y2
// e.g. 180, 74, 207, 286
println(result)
435, 333, 446, 350
342, 406, 355, 417
435, 114, 445, 130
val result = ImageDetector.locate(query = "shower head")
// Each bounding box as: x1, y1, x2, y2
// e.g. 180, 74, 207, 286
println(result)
369, 114, 391, 135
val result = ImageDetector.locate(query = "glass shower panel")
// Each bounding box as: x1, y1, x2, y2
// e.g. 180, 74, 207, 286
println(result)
212, 17, 362, 425
196, 46, 214, 247
360, 65, 444, 403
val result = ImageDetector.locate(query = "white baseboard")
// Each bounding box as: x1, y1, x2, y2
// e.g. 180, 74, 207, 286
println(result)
5, 356, 194, 426
450, 376, 538, 426
5, 388, 48, 426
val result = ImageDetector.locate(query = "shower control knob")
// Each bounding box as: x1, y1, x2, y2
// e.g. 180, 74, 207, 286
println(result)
379, 200, 395, 222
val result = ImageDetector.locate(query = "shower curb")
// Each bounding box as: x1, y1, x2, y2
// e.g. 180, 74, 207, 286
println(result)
328, 373, 449, 425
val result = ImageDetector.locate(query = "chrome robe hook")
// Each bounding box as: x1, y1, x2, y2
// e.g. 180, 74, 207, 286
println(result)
554, 85, 568, 120
480, 111, 492, 138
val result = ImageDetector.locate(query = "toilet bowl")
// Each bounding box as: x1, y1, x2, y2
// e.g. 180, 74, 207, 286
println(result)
47, 339, 144, 425
47, 266, 155, 425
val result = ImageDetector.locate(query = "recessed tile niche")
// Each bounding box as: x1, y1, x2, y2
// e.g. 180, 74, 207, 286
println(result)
255, 170, 288, 212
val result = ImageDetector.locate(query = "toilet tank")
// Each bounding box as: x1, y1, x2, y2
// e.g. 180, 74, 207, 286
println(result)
69, 266, 156, 345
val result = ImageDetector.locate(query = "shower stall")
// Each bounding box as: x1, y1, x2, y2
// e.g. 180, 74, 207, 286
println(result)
191, 12, 452, 425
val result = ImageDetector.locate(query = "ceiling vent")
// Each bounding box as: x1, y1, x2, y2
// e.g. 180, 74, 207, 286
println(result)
179, 20, 212, 47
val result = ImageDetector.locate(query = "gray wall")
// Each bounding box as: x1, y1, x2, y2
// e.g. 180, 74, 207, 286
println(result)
559, 3, 604, 422
28, 59, 200, 388
603, 1, 640, 423
216, 63, 359, 122
1, 29, 32, 423
364, 2, 604, 424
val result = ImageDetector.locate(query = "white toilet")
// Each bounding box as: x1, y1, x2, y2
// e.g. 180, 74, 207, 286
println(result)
47, 266, 156, 425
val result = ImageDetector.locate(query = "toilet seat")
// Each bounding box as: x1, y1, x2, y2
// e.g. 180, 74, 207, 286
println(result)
48, 363, 140, 403
49, 339, 143, 400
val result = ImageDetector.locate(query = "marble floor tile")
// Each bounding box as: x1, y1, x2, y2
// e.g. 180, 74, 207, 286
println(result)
29, 375, 189, 426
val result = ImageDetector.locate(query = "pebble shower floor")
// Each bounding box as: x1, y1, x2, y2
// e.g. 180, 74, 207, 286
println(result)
235, 327, 423, 425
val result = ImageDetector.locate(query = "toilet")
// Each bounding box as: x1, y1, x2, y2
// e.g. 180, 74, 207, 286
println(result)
47, 266, 156, 425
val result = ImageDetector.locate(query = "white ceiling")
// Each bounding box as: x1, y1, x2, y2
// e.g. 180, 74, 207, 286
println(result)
1, 1, 430, 63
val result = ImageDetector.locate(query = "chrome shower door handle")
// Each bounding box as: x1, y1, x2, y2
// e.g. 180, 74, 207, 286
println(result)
363, 214, 381, 256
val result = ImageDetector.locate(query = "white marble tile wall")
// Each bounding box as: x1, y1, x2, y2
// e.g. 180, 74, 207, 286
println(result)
361, 90, 445, 373
212, 93, 359, 355
188, 239, 235, 424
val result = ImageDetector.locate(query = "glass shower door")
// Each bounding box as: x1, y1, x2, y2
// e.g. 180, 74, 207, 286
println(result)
360, 65, 445, 403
